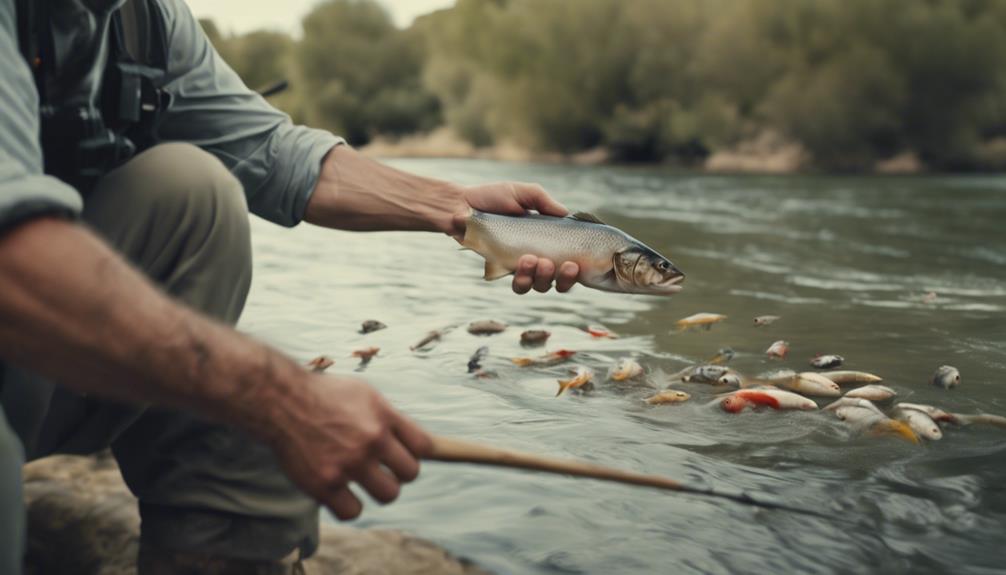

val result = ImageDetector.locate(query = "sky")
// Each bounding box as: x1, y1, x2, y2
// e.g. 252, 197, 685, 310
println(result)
185, 0, 455, 35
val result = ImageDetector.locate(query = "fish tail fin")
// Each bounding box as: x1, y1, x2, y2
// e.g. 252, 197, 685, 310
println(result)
556, 378, 575, 396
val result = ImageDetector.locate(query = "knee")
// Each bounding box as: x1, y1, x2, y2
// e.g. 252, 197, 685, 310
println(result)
127, 143, 248, 228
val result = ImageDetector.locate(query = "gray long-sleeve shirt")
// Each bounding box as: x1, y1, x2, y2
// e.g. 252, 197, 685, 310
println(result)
0, 0, 342, 231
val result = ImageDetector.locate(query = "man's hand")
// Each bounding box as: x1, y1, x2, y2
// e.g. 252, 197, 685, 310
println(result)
268, 374, 432, 520
0, 217, 433, 521
305, 146, 582, 294
449, 182, 580, 294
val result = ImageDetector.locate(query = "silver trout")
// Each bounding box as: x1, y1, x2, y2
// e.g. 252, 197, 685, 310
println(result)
462, 210, 685, 295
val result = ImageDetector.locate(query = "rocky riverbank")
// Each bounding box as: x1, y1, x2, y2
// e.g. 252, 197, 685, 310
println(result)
22, 454, 490, 575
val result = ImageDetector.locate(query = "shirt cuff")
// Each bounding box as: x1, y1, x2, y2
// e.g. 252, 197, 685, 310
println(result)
0, 174, 82, 234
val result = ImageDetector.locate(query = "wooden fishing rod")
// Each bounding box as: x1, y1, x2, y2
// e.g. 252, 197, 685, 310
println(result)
428, 435, 834, 521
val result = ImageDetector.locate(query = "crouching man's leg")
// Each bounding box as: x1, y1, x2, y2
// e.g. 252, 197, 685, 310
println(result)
79, 143, 319, 569
0, 409, 25, 575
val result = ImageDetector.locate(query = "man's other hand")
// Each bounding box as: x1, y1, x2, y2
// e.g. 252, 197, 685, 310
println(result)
269, 374, 432, 520
450, 182, 580, 294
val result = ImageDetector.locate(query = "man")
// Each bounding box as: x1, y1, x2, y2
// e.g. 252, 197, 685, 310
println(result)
0, 0, 580, 572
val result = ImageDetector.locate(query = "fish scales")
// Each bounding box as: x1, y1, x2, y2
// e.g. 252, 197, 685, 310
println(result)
468, 212, 628, 267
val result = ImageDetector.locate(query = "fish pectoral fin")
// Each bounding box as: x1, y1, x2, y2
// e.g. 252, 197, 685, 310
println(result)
484, 260, 513, 281
569, 211, 607, 225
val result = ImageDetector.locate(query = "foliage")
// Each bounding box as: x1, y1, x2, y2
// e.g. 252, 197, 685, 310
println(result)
201, 0, 1006, 170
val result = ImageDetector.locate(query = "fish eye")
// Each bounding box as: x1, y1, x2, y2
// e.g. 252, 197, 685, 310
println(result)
657, 260, 669, 271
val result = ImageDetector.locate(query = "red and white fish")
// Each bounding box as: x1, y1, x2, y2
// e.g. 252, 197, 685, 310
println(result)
719, 389, 817, 413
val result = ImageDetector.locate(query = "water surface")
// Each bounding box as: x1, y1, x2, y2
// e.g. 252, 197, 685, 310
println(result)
241, 160, 1006, 574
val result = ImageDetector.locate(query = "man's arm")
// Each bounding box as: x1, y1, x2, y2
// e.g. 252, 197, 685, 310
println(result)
304, 145, 582, 294
0, 217, 430, 519
156, 1, 581, 294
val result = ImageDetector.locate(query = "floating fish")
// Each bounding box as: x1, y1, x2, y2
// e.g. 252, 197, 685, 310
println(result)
895, 403, 958, 425
467, 346, 489, 373
410, 326, 456, 351
810, 354, 844, 369
707, 347, 735, 365
844, 385, 897, 401
758, 368, 797, 384
462, 210, 685, 294
720, 389, 817, 413
753, 315, 781, 327
512, 349, 577, 367
778, 372, 841, 397
931, 365, 961, 389
306, 355, 334, 372
557, 366, 595, 396
765, 340, 789, 359
584, 325, 619, 338
644, 390, 691, 405
717, 372, 743, 387
682, 365, 730, 384
520, 330, 551, 346
892, 406, 943, 440
825, 396, 884, 415
351, 347, 380, 364
468, 320, 507, 335
954, 413, 1006, 429
359, 320, 387, 334
826, 398, 919, 444
675, 313, 727, 331
609, 358, 644, 381
817, 371, 883, 385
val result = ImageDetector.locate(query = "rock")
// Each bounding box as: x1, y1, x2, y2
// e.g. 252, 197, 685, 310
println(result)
22, 454, 491, 575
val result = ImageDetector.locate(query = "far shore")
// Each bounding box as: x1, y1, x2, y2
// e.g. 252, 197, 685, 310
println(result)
359, 128, 943, 175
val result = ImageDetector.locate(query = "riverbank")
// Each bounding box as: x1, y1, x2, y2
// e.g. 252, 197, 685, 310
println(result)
22, 454, 491, 575
360, 128, 944, 175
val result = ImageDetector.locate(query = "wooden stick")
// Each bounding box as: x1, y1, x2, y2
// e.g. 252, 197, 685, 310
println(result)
428, 435, 835, 520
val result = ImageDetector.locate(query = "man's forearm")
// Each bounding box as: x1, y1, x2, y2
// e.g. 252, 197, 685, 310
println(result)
304, 144, 463, 234
0, 217, 302, 445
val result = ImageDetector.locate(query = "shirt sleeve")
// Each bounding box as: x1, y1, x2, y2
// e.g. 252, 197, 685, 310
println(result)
154, 0, 343, 227
0, 0, 83, 234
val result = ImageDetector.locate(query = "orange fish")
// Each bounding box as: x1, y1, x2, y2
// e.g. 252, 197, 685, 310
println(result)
352, 347, 380, 361
306, 355, 334, 372
556, 366, 594, 396
584, 325, 618, 339
512, 349, 576, 367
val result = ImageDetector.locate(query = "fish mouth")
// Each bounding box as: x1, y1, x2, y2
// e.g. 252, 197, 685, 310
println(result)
655, 274, 685, 292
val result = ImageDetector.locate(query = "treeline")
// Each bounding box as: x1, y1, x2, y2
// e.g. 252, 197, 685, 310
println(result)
202, 0, 1006, 170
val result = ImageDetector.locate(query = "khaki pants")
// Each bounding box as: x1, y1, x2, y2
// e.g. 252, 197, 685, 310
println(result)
0, 144, 319, 569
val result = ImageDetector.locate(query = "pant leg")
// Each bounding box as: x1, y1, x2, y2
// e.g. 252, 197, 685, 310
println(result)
52, 143, 317, 561
0, 408, 25, 575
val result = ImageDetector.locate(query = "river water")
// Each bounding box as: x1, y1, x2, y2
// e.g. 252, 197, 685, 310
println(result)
240, 159, 1006, 574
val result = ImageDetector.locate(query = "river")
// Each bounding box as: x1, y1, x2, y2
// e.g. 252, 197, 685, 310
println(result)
239, 159, 1006, 574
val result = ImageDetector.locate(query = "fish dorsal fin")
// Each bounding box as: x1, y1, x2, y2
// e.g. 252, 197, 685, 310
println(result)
569, 211, 606, 225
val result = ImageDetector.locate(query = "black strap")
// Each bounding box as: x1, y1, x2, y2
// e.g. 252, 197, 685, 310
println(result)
15, 0, 49, 102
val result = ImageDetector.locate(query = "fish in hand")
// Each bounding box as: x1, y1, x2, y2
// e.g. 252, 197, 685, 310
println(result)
461, 210, 684, 295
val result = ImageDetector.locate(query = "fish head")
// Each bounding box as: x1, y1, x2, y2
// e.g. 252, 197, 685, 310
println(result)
612, 246, 685, 295
932, 366, 961, 389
